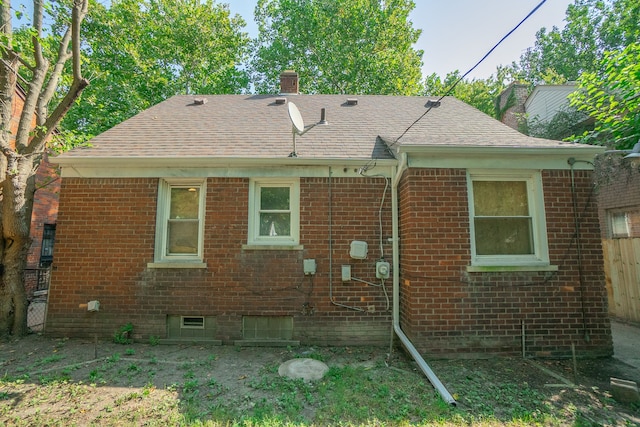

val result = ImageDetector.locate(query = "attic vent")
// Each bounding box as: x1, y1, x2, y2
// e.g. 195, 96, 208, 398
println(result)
275, 97, 287, 105
346, 98, 358, 106
425, 100, 441, 108
194, 98, 208, 105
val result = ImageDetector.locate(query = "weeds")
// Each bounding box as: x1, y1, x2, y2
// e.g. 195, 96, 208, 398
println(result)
113, 322, 133, 344
0, 340, 634, 426
32, 354, 64, 367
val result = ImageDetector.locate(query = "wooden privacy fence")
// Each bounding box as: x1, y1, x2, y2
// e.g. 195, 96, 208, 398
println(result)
602, 238, 640, 323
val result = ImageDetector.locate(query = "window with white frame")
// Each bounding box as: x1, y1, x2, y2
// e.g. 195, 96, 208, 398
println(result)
248, 179, 300, 245
467, 170, 549, 266
154, 179, 205, 262
610, 211, 630, 238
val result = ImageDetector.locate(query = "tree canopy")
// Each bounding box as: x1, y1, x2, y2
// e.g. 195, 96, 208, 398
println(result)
423, 67, 514, 118
62, 0, 251, 137
569, 42, 640, 149
513, 0, 640, 84
250, 0, 424, 95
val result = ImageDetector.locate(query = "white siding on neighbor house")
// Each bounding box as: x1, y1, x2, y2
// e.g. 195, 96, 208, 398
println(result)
524, 85, 577, 123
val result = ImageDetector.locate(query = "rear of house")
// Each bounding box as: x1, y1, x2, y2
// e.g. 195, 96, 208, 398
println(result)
45, 80, 611, 357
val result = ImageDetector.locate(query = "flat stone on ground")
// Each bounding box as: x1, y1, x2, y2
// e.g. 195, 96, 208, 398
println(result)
278, 358, 329, 381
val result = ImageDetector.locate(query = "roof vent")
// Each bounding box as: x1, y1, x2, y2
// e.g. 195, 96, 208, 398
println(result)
194, 98, 208, 105
275, 97, 287, 105
346, 98, 358, 106
425, 100, 441, 108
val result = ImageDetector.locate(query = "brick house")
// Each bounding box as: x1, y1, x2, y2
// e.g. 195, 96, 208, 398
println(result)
46, 73, 611, 359
498, 83, 639, 324
497, 83, 593, 140
9, 85, 60, 297
597, 153, 640, 323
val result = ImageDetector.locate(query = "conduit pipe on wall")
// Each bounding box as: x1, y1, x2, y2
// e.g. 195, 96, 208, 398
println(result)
328, 166, 364, 312
390, 153, 457, 406
567, 158, 590, 342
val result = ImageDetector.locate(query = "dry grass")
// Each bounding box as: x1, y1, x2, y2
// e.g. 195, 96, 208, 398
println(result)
1, 335, 639, 426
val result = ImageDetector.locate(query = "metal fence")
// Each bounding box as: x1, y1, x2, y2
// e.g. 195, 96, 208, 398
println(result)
24, 267, 51, 332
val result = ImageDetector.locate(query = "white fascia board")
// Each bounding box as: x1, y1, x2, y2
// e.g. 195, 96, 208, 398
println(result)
396, 145, 603, 170
53, 156, 397, 178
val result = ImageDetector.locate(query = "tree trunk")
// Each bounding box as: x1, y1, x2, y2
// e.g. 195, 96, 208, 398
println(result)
0, 239, 30, 337
0, 158, 36, 337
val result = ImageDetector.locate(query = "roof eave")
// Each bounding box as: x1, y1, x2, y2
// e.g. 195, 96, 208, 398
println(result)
393, 144, 604, 156
50, 156, 397, 168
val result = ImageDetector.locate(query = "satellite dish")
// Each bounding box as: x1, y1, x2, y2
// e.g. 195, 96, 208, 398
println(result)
288, 102, 305, 134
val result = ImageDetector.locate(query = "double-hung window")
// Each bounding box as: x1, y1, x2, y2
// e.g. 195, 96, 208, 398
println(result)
154, 179, 205, 263
467, 170, 549, 267
248, 179, 300, 246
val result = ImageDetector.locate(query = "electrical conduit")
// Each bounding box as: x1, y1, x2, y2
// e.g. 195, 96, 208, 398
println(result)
391, 153, 457, 406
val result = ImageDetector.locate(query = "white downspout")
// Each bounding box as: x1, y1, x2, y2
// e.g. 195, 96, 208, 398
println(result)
391, 153, 457, 406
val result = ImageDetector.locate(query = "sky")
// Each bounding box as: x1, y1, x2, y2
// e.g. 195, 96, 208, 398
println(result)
227, 0, 574, 80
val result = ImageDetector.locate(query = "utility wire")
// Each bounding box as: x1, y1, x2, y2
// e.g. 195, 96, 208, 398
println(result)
395, 0, 548, 144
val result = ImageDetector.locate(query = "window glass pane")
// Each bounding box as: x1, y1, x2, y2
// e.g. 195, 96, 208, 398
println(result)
611, 212, 630, 237
167, 221, 199, 254
473, 181, 528, 216
170, 187, 200, 219
260, 187, 290, 210
475, 218, 533, 255
259, 213, 291, 236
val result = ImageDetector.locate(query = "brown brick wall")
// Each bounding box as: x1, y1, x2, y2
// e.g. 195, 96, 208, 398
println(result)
46, 176, 393, 344
27, 154, 60, 269
46, 169, 611, 356
596, 159, 640, 238
398, 168, 611, 357
498, 83, 528, 130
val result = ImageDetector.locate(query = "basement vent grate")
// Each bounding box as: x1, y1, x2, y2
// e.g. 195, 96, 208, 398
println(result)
181, 316, 205, 329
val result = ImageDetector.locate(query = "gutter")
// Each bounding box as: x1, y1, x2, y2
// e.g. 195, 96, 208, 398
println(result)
391, 153, 457, 406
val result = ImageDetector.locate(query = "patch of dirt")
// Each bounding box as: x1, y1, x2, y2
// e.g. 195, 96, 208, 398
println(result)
1, 334, 639, 425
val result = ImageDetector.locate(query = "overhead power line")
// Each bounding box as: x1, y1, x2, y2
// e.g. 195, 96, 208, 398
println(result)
395, 0, 548, 143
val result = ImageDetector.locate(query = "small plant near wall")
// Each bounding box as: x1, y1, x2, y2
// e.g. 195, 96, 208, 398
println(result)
113, 323, 134, 344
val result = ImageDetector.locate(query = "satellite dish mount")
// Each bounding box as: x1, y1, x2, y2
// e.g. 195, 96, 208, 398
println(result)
287, 102, 328, 157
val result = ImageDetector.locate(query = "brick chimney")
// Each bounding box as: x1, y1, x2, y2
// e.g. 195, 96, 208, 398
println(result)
279, 70, 299, 95
497, 83, 528, 130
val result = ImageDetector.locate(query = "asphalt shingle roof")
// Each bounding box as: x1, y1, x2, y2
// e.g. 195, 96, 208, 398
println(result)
56, 94, 594, 162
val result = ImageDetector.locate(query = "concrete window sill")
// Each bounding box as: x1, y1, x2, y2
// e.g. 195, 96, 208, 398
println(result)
466, 264, 558, 273
147, 262, 207, 269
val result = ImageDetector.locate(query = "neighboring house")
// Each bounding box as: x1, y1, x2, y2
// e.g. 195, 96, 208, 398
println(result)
26, 155, 59, 270
524, 84, 579, 123
498, 83, 592, 140
597, 155, 640, 323
45, 72, 611, 358
9, 85, 60, 297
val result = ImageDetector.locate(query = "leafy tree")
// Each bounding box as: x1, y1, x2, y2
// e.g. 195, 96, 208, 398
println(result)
251, 0, 423, 95
62, 0, 251, 137
525, 105, 593, 141
1, 0, 89, 336
424, 67, 513, 117
568, 42, 640, 149
513, 0, 640, 84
